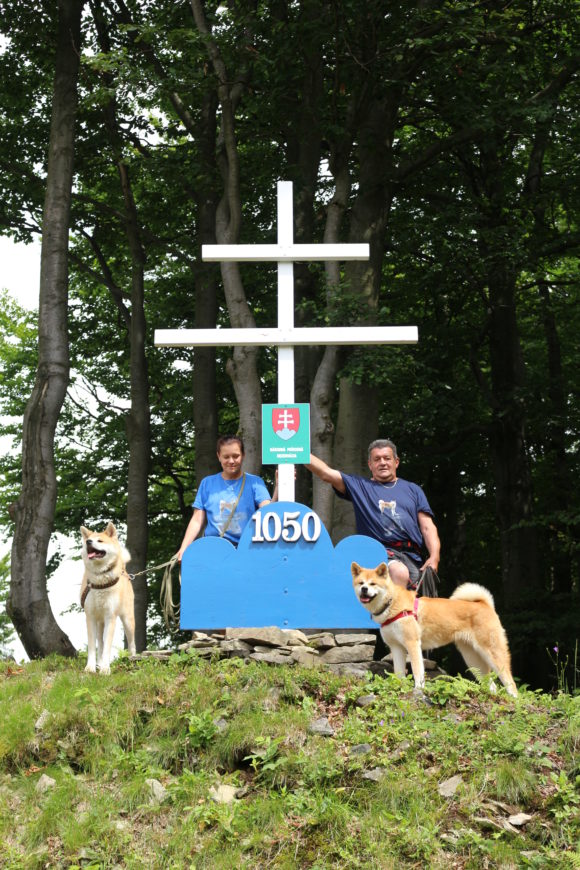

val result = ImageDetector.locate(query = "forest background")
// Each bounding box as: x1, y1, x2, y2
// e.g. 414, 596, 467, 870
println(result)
0, 0, 578, 690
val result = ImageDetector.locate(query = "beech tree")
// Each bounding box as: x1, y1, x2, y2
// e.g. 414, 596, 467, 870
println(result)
8, 0, 85, 658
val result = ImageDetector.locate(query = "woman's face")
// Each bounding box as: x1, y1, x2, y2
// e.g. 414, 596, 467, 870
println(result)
217, 442, 244, 479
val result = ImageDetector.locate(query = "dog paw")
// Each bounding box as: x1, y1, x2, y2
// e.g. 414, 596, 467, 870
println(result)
98, 665, 111, 675
84, 664, 96, 673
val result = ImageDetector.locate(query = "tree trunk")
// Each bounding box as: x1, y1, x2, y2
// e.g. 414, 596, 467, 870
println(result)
120, 169, 150, 651
191, 0, 263, 472
537, 279, 573, 594
331, 98, 393, 538
487, 268, 540, 608
8, 0, 84, 658
192, 91, 220, 484
332, 377, 380, 542
94, 12, 151, 649
309, 158, 352, 527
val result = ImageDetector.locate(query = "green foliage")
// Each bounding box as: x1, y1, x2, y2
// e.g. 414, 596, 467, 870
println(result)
0, 0, 579, 681
0, 656, 578, 868
0, 553, 15, 656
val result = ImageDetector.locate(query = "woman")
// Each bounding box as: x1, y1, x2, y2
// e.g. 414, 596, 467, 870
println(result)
177, 435, 276, 557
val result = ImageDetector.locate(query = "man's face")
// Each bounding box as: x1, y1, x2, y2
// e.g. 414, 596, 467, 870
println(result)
368, 447, 399, 482
218, 443, 244, 479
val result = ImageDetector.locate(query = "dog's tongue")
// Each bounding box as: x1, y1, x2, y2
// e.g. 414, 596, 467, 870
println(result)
87, 550, 98, 560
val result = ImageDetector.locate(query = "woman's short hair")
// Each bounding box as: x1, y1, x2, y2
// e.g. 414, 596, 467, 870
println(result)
216, 434, 245, 455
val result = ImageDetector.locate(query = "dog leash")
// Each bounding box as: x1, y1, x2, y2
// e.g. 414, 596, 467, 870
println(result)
414, 567, 440, 597
127, 555, 181, 632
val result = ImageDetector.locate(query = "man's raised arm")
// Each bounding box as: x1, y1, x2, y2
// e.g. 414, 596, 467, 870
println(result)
305, 454, 346, 494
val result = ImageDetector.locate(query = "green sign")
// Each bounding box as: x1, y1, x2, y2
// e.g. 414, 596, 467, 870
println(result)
262, 403, 310, 464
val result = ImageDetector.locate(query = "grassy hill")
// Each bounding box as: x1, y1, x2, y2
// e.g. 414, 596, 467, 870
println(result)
0, 652, 578, 869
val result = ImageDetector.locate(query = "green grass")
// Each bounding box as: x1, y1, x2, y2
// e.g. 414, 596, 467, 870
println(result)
0, 654, 578, 869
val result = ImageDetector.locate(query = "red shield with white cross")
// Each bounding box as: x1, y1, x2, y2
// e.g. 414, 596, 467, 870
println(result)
272, 407, 300, 440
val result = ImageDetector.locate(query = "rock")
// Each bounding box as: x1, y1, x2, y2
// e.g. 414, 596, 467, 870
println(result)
392, 740, 411, 760
281, 629, 310, 646
250, 651, 295, 665
213, 717, 228, 733
438, 774, 463, 797
362, 768, 386, 782
145, 778, 167, 803
306, 632, 336, 650
355, 694, 377, 708
320, 644, 375, 664
185, 647, 215, 658
225, 626, 290, 647
209, 784, 239, 804
34, 709, 51, 732
326, 663, 369, 677
308, 717, 335, 737
334, 633, 376, 646
36, 774, 56, 794
253, 645, 292, 656
349, 743, 372, 756
290, 648, 319, 668
368, 660, 394, 676
219, 639, 252, 657
508, 813, 532, 827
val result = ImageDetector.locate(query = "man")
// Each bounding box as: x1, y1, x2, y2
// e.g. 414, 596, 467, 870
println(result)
307, 439, 440, 589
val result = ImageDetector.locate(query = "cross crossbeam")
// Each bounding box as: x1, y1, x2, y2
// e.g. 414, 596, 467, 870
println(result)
154, 181, 418, 500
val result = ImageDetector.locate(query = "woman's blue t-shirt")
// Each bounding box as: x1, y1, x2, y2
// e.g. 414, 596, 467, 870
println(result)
193, 472, 270, 544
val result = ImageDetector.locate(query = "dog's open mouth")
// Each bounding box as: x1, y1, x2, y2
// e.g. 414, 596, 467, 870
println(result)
86, 541, 106, 560
358, 589, 376, 604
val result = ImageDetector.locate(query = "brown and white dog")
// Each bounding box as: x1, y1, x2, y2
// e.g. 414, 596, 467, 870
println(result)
80, 523, 136, 673
352, 561, 517, 697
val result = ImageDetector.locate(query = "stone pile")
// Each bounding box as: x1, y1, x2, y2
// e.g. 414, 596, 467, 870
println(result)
136, 626, 443, 679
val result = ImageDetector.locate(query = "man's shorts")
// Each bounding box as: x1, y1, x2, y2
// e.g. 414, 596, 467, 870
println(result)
385, 548, 422, 589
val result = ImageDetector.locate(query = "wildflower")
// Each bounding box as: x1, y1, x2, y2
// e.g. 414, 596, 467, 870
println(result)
553, 646, 559, 654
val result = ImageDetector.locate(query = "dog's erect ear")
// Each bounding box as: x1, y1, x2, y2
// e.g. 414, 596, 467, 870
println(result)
351, 562, 361, 579
376, 562, 388, 577
80, 526, 90, 539
104, 522, 117, 538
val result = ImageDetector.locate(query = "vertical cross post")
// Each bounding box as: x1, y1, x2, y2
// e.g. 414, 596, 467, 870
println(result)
277, 182, 296, 499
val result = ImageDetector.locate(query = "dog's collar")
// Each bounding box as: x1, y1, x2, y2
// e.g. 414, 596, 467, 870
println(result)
371, 596, 393, 622
381, 596, 419, 628
81, 575, 121, 609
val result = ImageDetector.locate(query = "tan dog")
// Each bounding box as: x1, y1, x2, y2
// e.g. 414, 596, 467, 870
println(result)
80, 523, 136, 673
352, 562, 517, 697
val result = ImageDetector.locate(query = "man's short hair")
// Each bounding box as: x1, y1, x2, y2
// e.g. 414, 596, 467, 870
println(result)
368, 439, 398, 460
216, 434, 245, 455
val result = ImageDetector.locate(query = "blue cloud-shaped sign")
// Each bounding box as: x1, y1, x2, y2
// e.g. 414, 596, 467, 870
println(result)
181, 502, 388, 629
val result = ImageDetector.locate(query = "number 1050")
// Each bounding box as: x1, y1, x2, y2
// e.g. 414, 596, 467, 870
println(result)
251, 510, 321, 543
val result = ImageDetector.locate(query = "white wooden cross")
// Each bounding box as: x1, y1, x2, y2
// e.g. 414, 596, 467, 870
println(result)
155, 181, 418, 501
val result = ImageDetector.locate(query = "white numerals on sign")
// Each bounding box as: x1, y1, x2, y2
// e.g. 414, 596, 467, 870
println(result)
251, 511, 321, 544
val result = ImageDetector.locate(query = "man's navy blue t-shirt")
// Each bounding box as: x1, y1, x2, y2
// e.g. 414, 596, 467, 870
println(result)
335, 474, 434, 561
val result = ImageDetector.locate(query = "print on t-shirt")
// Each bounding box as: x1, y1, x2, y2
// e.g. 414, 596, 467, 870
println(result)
218, 498, 243, 536
378, 498, 407, 539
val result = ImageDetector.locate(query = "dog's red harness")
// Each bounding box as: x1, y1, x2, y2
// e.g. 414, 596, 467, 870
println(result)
381, 596, 419, 628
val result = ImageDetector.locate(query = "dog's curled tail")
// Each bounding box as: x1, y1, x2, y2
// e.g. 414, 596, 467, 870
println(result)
450, 582, 495, 610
